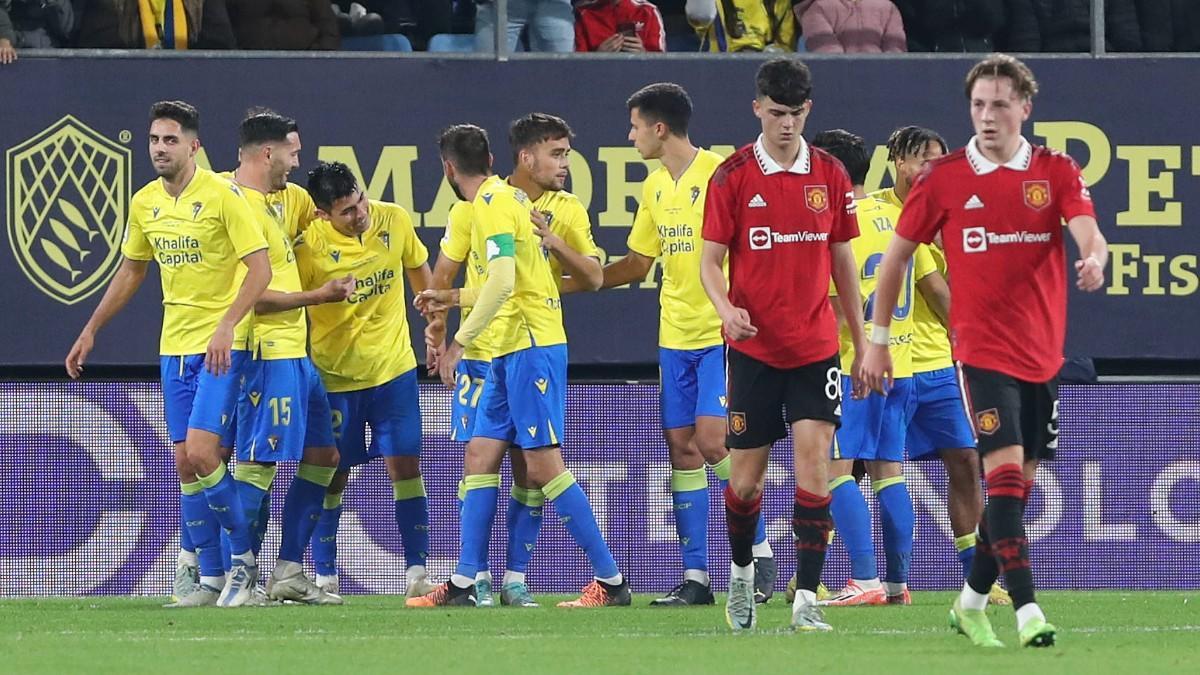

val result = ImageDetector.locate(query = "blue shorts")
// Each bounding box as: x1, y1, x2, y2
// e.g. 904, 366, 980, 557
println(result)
236, 357, 336, 463
160, 351, 248, 445
450, 359, 491, 443
659, 346, 726, 429
832, 376, 915, 463
906, 366, 977, 460
474, 344, 567, 450
328, 368, 422, 469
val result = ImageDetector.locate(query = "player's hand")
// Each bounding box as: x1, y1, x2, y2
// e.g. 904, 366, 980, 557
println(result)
860, 343, 893, 395
1075, 255, 1105, 292
65, 330, 94, 379
720, 306, 757, 341
620, 35, 645, 52
205, 321, 235, 376
414, 288, 458, 314
317, 274, 355, 303
597, 33, 623, 52
439, 340, 465, 388
0, 39, 16, 65
424, 316, 447, 375
531, 209, 564, 253
848, 353, 868, 401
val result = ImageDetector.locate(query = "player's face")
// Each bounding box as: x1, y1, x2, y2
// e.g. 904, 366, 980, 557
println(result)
266, 131, 302, 192
148, 119, 197, 180
628, 108, 663, 160
525, 137, 571, 192
753, 97, 811, 149
326, 188, 370, 236
896, 141, 945, 192
970, 77, 1031, 156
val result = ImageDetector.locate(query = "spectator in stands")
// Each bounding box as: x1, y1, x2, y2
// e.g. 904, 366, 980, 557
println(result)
76, 0, 236, 48
793, 0, 905, 52
1001, 0, 1142, 52
0, 0, 75, 62
891, 0, 1005, 52
574, 0, 664, 51
686, 0, 796, 51
226, 0, 340, 49
475, 0, 574, 52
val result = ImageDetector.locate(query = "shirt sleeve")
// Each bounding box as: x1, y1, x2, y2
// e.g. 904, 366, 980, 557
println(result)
641, 4, 666, 51
293, 233, 316, 289
895, 166, 945, 244
1055, 155, 1097, 222
392, 205, 428, 269
222, 184, 270, 258
441, 201, 473, 262
626, 185, 661, 258
288, 184, 318, 238
557, 200, 600, 259
120, 200, 153, 261
701, 164, 737, 246
474, 188, 519, 248
913, 242, 937, 281
829, 168, 859, 243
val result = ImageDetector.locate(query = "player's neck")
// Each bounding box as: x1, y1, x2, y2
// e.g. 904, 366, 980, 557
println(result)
894, 179, 910, 203
507, 172, 544, 203
978, 136, 1023, 167
660, 140, 698, 183
763, 138, 802, 170
232, 165, 271, 195
457, 174, 490, 202
161, 161, 197, 198
852, 185, 867, 199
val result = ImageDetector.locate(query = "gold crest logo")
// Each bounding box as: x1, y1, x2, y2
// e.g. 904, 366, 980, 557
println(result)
6, 115, 130, 305
805, 185, 829, 213
729, 411, 747, 435
976, 408, 1001, 435
1023, 180, 1051, 210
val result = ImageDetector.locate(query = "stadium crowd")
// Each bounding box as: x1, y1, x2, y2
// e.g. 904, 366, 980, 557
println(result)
1, 0, 1199, 60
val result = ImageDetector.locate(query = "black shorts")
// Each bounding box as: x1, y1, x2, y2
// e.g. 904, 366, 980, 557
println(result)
958, 363, 1059, 461
725, 349, 841, 449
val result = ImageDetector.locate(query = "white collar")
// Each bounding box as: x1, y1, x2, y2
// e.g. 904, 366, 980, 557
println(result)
753, 134, 811, 175
965, 135, 1032, 175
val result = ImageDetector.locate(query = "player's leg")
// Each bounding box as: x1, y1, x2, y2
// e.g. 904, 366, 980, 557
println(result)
451, 359, 503, 604
869, 378, 916, 605
501, 449, 541, 607
473, 0, 526, 53
312, 470, 350, 593
527, 0, 575, 52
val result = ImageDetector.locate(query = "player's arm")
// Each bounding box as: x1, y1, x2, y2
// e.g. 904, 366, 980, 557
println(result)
206, 249, 270, 375
700, 240, 756, 341
436, 243, 514, 387
65, 257, 149, 378
405, 262, 440, 371
861, 235, 921, 393
830, 241, 867, 398
255, 277, 355, 313
534, 209, 602, 292
419, 253, 461, 368
1068, 215, 1107, 292
916, 271, 951, 326
600, 250, 655, 291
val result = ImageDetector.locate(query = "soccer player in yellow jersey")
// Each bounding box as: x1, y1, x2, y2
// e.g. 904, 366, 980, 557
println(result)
410, 124, 628, 608
810, 129, 947, 608
221, 111, 350, 606
586, 83, 773, 606
65, 101, 272, 606
295, 161, 440, 600
428, 113, 603, 608
880, 126, 1010, 606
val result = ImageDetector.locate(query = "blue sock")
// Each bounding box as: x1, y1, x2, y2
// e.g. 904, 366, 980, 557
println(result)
220, 529, 232, 572
829, 475, 877, 580
179, 508, 194, 554
457, 475, 500, 580
393, 477, 430, 569
180, 486, 223, 577
955, 533, 977, 580
671, 468, 709, 572
312, 493, 343, 577
506, 486, 544, 574
235, 478, 270, 556
457, 480, 490, 574
278, 464, 335, 564
874, 477, 914, 584
544, 471, 618, 580
197, 464, 251, 557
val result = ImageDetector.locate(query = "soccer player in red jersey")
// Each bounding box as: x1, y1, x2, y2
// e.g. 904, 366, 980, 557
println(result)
861, 54, 1108, 648
700, 57, 868, 633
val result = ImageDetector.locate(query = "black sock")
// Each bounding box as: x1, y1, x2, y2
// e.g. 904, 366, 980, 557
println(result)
792, 487, 833, 594
724, 485, 760, 568
966, 506, 999, 595
983, 464, 1036, 609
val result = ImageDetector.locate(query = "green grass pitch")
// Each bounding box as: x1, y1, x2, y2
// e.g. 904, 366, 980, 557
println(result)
2, 592, 1197, 674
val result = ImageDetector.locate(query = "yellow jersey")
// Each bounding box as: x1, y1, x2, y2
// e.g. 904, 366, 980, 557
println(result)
470, 175, 565, 357
530, 187, 601, 283
627, 149, 724, 351
121, 167, 267, 356
694, 0, 797, 52
831, 192, 936, 378
876, 187, 953, 373
441, 200, 500, 363
295, 200, 428, 393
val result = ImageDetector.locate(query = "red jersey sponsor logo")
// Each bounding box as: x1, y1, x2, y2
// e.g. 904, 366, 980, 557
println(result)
962, 226, 1052, 253
1023, 180, 1051, 210
805, 185, 828, 213
747, 226, 830, 251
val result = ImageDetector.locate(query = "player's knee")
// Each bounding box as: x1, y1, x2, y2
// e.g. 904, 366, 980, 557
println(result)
667, 441, 703, 470
385, 456, 421, 481
729, 474, 763, 501
866, 460, 902, 480
327, 470, 351, 495
303, 445, 340, 469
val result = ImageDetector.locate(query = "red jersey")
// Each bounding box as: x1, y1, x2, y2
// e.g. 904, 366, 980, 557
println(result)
703, 136, 858, 369
574, 0, 665, 52
896, 137, 1095, 382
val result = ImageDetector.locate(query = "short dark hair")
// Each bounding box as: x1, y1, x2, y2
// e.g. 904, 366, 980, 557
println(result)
885, 126, 948, 162
755, 58, 812, 107
306, 161, 359, 211
965, 53, 1039, 101
149, 100, 199, 134
438, 124, 491, 176
626, 83, 692, 137
508, 113, 574, 163
239, 108, 298, 148
811, 129, 869, 186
